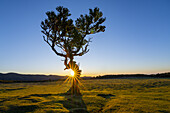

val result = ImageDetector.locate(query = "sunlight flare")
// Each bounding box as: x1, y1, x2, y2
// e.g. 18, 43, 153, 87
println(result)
70, 70, 75, 77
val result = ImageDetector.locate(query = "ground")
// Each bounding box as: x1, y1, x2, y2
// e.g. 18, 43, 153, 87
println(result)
0, 79, 169, 113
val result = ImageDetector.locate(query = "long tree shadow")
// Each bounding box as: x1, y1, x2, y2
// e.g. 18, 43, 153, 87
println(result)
24, 92, 89, 113
0, 92, 88, 112
59, 92, 89, 113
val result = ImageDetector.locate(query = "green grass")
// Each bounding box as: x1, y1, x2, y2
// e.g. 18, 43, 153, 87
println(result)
0, 79, 169, 113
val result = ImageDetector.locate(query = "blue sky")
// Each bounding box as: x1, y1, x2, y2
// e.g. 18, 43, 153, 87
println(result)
0, 0, 170, 76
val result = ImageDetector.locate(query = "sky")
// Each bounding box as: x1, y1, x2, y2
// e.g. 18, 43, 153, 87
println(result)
0, 0, 170, 76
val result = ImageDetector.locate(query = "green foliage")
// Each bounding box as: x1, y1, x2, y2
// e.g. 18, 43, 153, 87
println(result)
41, 6, 106, 58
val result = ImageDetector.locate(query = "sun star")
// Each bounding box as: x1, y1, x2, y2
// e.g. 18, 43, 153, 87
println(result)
70, 70, 75, 77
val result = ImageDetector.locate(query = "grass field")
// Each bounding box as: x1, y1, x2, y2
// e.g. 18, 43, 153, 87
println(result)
0, 79, 169, 113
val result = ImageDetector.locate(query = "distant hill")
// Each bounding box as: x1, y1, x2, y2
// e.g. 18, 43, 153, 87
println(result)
0, 72, 92, 82
1, 72, 169, 82
93, 72, 170, 79
0, 72, 65, 82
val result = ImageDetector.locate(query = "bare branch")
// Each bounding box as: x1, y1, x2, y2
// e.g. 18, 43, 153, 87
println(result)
43, 36, 66, 57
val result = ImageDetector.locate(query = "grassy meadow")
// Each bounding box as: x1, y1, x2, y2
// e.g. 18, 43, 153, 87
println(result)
0, 79, 169, 113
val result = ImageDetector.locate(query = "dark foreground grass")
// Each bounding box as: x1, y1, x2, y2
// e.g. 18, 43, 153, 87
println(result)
0, 79, 169, 113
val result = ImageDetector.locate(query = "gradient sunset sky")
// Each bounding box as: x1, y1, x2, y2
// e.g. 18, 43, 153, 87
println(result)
0, 0, 170, 76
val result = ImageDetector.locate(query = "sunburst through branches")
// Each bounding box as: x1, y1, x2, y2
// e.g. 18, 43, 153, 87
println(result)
61, 61, 84, 95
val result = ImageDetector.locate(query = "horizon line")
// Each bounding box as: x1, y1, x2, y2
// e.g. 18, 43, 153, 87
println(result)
1, 71, 170, 77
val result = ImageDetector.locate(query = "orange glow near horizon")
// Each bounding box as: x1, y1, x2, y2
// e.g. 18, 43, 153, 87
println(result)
3, 70, 169, 77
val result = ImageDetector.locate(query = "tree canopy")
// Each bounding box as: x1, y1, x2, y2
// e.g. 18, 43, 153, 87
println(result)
41, 6, 106, 65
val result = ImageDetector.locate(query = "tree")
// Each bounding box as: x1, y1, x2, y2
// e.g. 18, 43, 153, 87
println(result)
41, 6, 106, 95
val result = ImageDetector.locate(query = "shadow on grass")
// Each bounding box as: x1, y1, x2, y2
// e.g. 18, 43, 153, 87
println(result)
27, 92, 89, 113
1, 105, 39, 113
59, 93, 89, 113
0, 87, 88, 113
38, 92, 89, 113
0, 88, 25, 93
97, 94, 115, 99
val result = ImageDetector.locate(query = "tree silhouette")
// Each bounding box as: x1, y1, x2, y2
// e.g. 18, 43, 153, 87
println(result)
41, 6, 106, 95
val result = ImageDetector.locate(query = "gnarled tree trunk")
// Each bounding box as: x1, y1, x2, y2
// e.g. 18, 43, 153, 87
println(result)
66, 61, 82, 95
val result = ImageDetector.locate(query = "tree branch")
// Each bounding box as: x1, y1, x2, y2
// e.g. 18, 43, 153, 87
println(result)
43, 36, 66, 57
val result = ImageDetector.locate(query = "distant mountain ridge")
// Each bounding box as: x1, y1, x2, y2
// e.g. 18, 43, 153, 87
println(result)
94, 72, 170, 79
1, 72, 170, 82
0, 72, 65, 81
